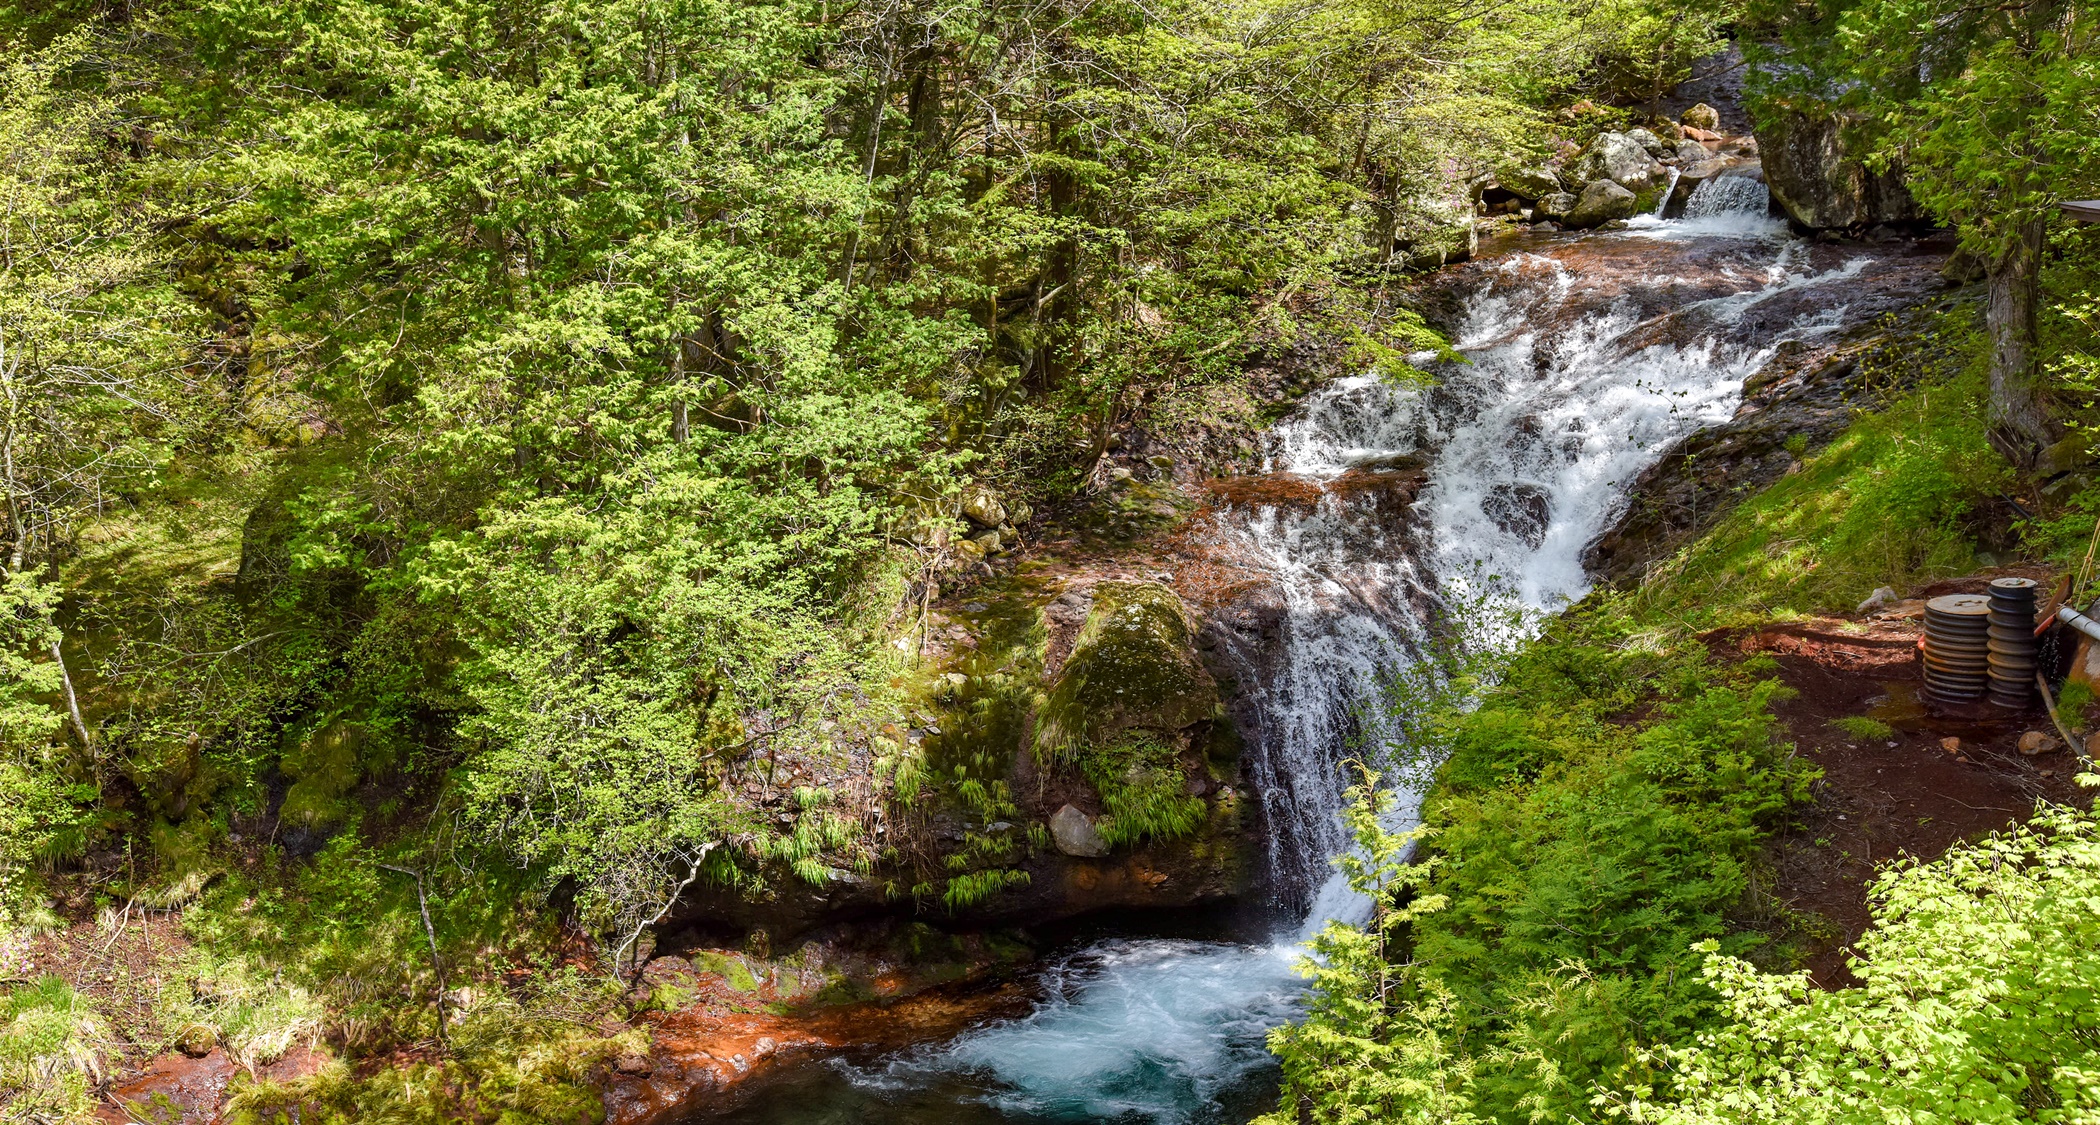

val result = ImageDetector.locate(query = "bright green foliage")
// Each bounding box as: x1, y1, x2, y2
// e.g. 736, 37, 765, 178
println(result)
0, 976, 106, 1124
1268, 613, 1816, 1124
1622, 805, 2100, 1124
1748, 0, 2099, 459
0, 0, 1781, 1085
0, 573, 90, 921
1826, 715, 1893, 741
1418, 619, 1814, 1121
1083, 730, 1207, 849
1760, 0, 2100, 264
1259, 772, 1478, 1125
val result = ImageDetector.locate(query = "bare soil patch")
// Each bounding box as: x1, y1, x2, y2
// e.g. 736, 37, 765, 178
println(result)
1715, 594, 2088, 987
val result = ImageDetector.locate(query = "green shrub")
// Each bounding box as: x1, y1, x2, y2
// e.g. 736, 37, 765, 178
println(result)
1625, 804, 2100, 1123
1, 976, 106, 1123
1268, 611, 1816, 1124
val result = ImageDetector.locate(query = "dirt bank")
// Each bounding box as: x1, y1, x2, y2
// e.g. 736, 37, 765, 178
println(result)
1717, 570, 2091, 986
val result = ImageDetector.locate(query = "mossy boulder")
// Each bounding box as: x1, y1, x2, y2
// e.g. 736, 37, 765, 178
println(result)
1034, 582, 1218, 759
1564, 180, 1639, 229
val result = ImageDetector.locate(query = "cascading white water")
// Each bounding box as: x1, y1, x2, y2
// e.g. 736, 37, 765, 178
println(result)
1651, 166, 1683, 218
1686, 172, 1773, 218
1626, 171, 1784, 240
760, 170, 1891, 1125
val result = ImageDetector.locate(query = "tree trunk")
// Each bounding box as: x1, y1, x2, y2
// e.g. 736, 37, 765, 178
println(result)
1985, 218, 2058, 471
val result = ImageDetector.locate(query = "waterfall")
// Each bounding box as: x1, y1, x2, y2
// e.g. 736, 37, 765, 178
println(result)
1652, 166, 1682, 217
728, 195, 1919, 1125
1685, 172, 1771, 217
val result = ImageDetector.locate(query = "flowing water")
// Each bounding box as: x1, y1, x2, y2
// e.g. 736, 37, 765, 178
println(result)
716, 175, 1933, 1125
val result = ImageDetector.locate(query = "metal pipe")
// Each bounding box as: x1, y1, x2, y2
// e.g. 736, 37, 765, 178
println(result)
2057, 603, 2100, 643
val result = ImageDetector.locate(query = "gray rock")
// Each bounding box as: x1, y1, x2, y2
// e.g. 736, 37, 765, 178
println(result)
1680, 158, 1730, 185
1535, 191, 1577, 221
1483, 483, 1552, 549
1674, 139, 1710, 164
1563, 132, 1665, 192
1682, 102, 1720, 130
1563, 180, 1639, 229
1384, 191, 1478, 269
1626, 127, 1670, 158
1049, 805, 1110, 857
1756, 109, 1923, 229
1856, 586, 1898, 614
1496, 165, 1561, 200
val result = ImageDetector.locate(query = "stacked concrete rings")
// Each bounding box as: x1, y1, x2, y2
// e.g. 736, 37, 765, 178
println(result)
1922, 593, 1991, 703
1985, 577, 2040, 709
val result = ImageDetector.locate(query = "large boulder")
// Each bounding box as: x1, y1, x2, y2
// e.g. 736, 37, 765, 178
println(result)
1756, 107, 1924, 229
1384, 192, 1477, 270
1496, 165, 1562, 201
960, 485, 1007, 528
1035, 581, 1219, 756
1562, 132, 1665, 192
1682, 103, 1720, 130
1563, 180, 1639, 229
1626, 128, 1670, 158
1535, 191, 1578, 222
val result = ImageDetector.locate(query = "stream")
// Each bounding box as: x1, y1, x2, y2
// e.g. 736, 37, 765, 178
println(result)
713, 175, 1919, 1124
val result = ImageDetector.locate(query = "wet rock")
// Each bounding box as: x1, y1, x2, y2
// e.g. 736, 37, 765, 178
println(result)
1941, 736, 1962, 753
616, 1054, 653, 1076
1483, 483, 1552, 549
1682, 102, 1721, 130
1535, 191, 1577, 222
1049, 805, 1111, 857
177, 1023, 216, 1058
1582, 254, 1957, 583
1564, 180, 1639, 229
1679, 158, 1731, 187
1563, 132, 1665, 192
1674, 139, 1710, 164
1757, 107, 1923, 229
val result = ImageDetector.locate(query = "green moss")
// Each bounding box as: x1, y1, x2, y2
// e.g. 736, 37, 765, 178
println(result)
1035, 582, 1217, 761
690, 951, 762, 992
1067, 480, 1193, 545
